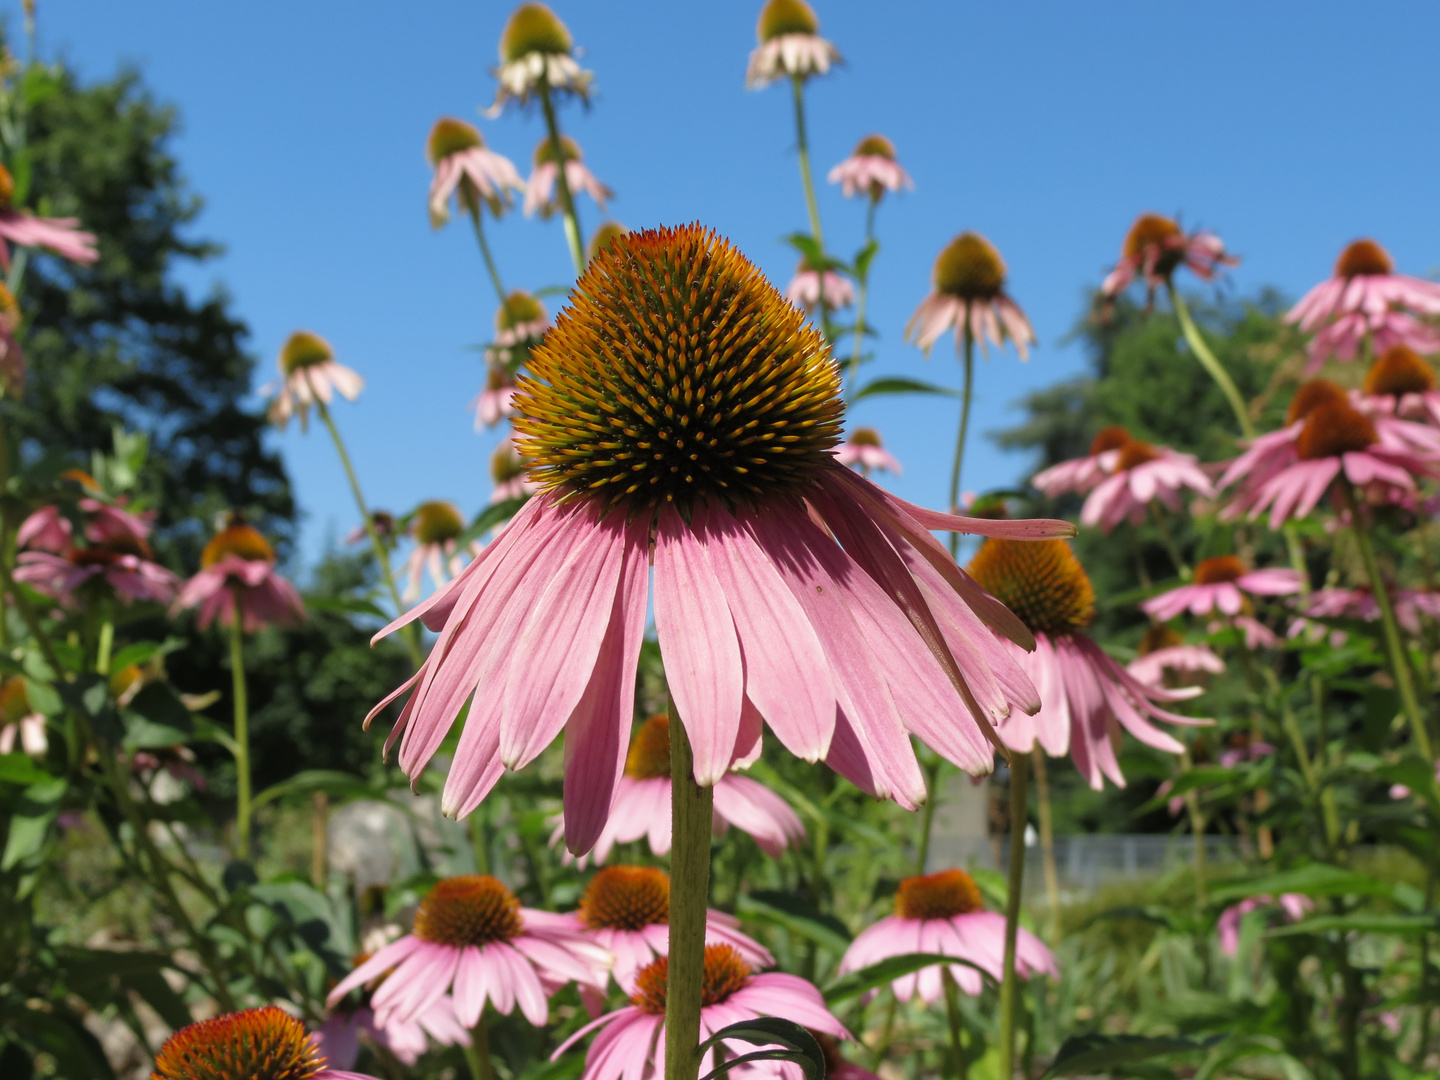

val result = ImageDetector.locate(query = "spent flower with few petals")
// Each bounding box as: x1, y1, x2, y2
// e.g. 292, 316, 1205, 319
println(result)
401, 501, 468, 601
427, 117, 524, 226
491, 2, 593, 112
1101, 212, 1236, 309
828, 134, 911, 201
834, 427, 901, 476
906, 232, 1034, 358
746, 0, 841, 89
266, 331, 364, 431
785, 256, 854, 312
524, 136, 611, 218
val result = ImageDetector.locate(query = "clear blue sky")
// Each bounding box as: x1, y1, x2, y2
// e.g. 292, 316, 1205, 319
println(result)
28, 1, 1440, 572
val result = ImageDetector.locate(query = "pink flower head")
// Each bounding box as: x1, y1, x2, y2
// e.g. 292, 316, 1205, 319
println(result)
0, 164, 98, 270
1217, 893, 1314, 956
1142, 556, 1303, 621
1126, 641, 1224, 690
0, 677, 46, 758
171, 521, 305, 632
485, 289, 552, 370
828, 134, 912, 201
524, 136, 611, 218
839, 869, 1057, 999
366, 225, 1074, 854
834, 427, 901, 476
1100, 213, 1236, 307
149, 1006, 379, 1080
401, 500, 469, 601
1355, 344, 1440, 428
906, 232, 1035, 359
1301, 585, 1440, 636
15, 530, 178, 607
78, 497, 152, 546
969, 539, 1211, 790
554, 944, 847, 1080
556, 865, 773, 993
426, 117, 523, 226
1031, 426, 1133, 498
746, 0, 841, 88
785, 259, 855, 312
473, 361, 518, 431
16, 505, 72, 553
490, 3, 593, 113
327, 875, 611, 1030
375, 995, 472, 1066
266, 331, 364, 431
1286, 239, 1440, 371
1080, 440, 1214, 533
549, 715, 807, 866
490, 437, 540, 504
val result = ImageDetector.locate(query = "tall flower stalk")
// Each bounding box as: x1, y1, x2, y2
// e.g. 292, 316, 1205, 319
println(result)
996, 755, 1029, 1080
538, 84, 585, 273
229, 586, 253, 860
665, 696, 714, 1080
1167, 282, 1255, 441
949, 328, 975, 557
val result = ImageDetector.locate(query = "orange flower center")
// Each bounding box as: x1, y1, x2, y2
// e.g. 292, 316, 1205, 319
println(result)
1193, 555, 1247, 585
1120, 213, 1185, 278
1088, 425, 1131, 456
895, 869, 983, 920
624, 715, 672, 779
1115, 440, 1161, 471
932, 232, 1006, 301
280, 331, 334, 375
1286, 379, 1349, 425
758, 0, 819, 41
630, 944, 752, 1015
1333, 238, 1393, 278
579, 866, 670, 930
412, 500, 464, 545
201, 524, 275, 568
1364, 345, 1436, 397
967, 538, 1095, 636
500, 2, 573, 62
150, 1007, 323, 1080
427, 117, 482, 164
853, 134, 896, 160
848, 426, 882, 448
1295, 402, 1378, 460
413, 875, 524, 947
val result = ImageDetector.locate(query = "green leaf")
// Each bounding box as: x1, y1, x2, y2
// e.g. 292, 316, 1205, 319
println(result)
303, 594, 392, 621
2, 778, 66, 871
1042, 1033, 1221, 1078
516, 1053, 587, 1080
0, 753, 53, 786
251, 769, 390, 811
783, 232, 825, 265
461, 497, 527, 545
1266, 912, 1440, 938
121, 683, 194, 748
109, 638, 185, 672
22, 677, 62, 718
852, 377, 959, 402
697, 1017, 824, 1080
853, 238, 880, 279
1209, 863, 1394, 905
737, 891, 852, 955
823, 951, 991, 1005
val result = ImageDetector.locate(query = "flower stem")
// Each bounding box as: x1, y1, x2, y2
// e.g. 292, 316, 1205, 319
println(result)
997, 754, 1029, 1080
311, 791, 328, 887
538, 82, 585, 274
948, 327, 975, 557
1167, 283, 1255, 441
790, 75, 824, 252
463, 1015, 494, 1080
867, 997, 898, 1071
95, 611, 114, 675
1148, 502, 1190, 580
845, 199, 877, 397
229, 590, 253, 861
470, 208, 509, 309
1032, 749, 1062, 943
666, 696, 714, 1080
941, 968, 968, 1080
914, 755, 943, 874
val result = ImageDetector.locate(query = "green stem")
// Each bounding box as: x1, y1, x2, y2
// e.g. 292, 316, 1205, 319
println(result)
1148, 502, 1190, 580
915, 756, 943, 874
1178, 749, 1208, 907
790, 75, 824, 251
470, 208, 509, 308
948, 327, 975, 557
463, 1015, 494, 1080
1032, 749, 1062, 943
867, 997, 898, 1071
1417, 852, 1436, 1068
1264, 666, 1340, 851
942, 968, 968, 1080
469, 807, 490, 876
845, 199, 877, 397
95, 612, 114, 675
1168, 283, 1255, 440
666, 696, 715, 1080
997, 755, 1029, 1080
537, 82, 585, 274
229, 591, 252, 861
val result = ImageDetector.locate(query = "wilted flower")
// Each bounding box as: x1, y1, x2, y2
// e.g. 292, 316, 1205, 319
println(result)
1101, 213, 1236, 308
0, 677, 46, 758
838, 869, 1056, 999
1079, 440, 1214, 532
149, 1006, 378, 1080
905, 232, 1034, 358
524, 135, 612, 218
1141, 556, 1303, 620
172, 520, 305, 631
784, 256, 854, 312
401, 501, 468, 601
746, 0, 841, 89
834, 427, 901, 475
1217, 894, 1314, 956
828, 134, 912, 201
1031, 426, 1132, 498
491, 2, 593, 112
266, 331, 364, 431
1286, 239, 1440, 370
426, 117, 524, 226
0, 163, 98, 270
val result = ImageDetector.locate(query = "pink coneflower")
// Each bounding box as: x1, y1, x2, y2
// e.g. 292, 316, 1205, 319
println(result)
1299, 586, 1440, 636
426, 117, 523, 227
785, 257, 854, 312
490, 3, 593, 113
490, 437, 540, 504
746, 0, 841, 89
906, 232, 1034, 358
828, 134, 912, 202
1101, 213, 1236, 308
79, 497, 153, 547
310, 1008, 382, 1073
265, 331, 365, 431
1217, 894, 1314, 957
554, 944, 847, 1080
149, 1006, 379, 1080
1080, 440, 1214, 532
557, 866, 773, 993
838, 869, 1056, 999
1286, 239, 1440, 371
15, 536, 178, 606
834, 427, 901, 476
376, 996, 472, 1066
16, 504, 72, 553
1031, 426, 1132, 498
0, 163, 98, 270
1354, 345, 1440, 428
171, 520, 305, 631
1141, 556, 1303, 621
400, 501, 468, 601
473, 361, 517, 430
1127, 642, 1224, 689
367, 225, 1072, 851
550, 715, 806, 866
524, 136, 611, 218
484, 289, 552, 373
0, 677, 46, 757
969, 539, 1209, 789
327, 875, 611, 1029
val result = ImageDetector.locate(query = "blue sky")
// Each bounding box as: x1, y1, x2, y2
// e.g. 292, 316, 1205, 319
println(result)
29, 1, 1440, 571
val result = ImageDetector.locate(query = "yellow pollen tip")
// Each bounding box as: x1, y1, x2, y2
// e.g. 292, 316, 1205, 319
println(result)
932, 232, 1007, 301
413, 875, 524, 947
150, 1007, 323, 1080
853, 134, 896, 160
1115, 440, 1161, 471
510, 223, 843, 514
533, 134, 582, 168
412, 500, 465, 545
757, 0, 820, 42
201, 524, 275, 568
1088, 425, 1131, 456
895, 869, 984, 920
624, 715, 672, 779
1365, 345, 1436, 397
427, 117, 483, 165
967, 538, 1095, 637
579, 866, 670, 931
1334, 238, 1393, 278
1193, 555, 1246, 585
631, 943, 752, 1015
280, 331, 334, 375
1296, 402, 1377, 461
1286, 379, 1349, 425
500, 2, 573, 63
